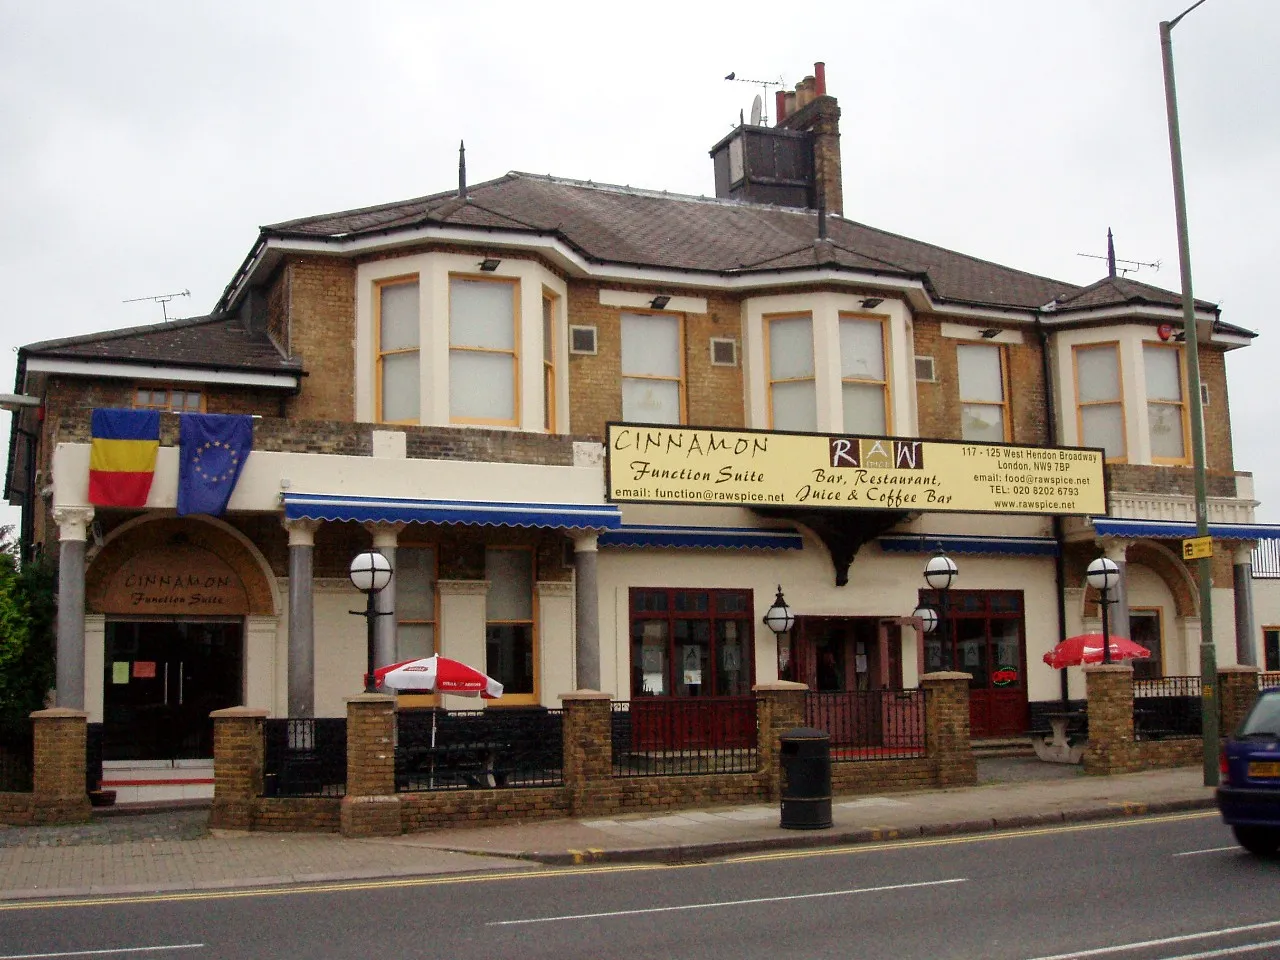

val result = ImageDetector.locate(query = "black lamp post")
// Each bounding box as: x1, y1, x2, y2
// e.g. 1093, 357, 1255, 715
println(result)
1086, 556, 1121, 665
923, 549, 959, 670
762, 585, 796, 678
349, 550, 393, 693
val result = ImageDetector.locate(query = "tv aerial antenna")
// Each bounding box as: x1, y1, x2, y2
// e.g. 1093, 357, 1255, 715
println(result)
1077, 228, 1160, 279
123, 288, 191, 321
724, 72, 784, 125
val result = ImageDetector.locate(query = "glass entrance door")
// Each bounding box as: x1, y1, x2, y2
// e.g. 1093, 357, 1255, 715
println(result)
103, 620, 243, 761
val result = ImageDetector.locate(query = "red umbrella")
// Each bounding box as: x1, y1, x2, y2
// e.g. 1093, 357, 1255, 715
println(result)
373, 654, 503, 698
1043, 634, 1151, 669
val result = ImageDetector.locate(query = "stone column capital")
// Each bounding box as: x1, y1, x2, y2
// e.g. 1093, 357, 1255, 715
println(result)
1100, 537, 1129, 564
52, 506, 95, 541
1233, 542, 1256, 566
282, 517, 320, 547
573, 533, 599, 553
364, 522, 406, 549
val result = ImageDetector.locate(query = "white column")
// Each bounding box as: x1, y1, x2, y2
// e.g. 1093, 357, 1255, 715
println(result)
366, 522, 404, 670
573, 534, 600, 690
1103, 538, 1130, 642
284, 518, 318, 717
1233, 542, 1258, 667
53, 506, 94, 709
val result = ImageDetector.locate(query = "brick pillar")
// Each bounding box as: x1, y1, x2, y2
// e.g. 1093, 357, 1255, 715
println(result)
921, 672, 976, 787
340, 693, 400, 838
754, 681, 807, 801
1219, 666, 1262, 737
210, 707, 267, 830
30, 708, 90, 825
1082, 663, 1135, 776
560, 691, 612, 817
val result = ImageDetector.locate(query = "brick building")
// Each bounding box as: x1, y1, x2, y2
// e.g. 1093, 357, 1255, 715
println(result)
5, 63, 1273, 799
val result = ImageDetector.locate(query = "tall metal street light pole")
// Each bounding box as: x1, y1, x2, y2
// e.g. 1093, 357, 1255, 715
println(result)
1159, 0, 1217, 786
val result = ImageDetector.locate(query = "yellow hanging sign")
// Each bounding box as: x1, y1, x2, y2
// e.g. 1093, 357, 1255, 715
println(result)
1182, 535, 1213, 560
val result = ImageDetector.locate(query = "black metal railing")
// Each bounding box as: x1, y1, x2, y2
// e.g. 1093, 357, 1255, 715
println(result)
0, 720, 33, 793
805, 689, 927, 761
263, 718, 347, 797
395, 708, 563, 792
1133, 676, 1202, 739
611, 697, 757, 777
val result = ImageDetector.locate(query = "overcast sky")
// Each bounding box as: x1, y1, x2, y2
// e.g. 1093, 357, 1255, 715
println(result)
2, 0, 1277, 534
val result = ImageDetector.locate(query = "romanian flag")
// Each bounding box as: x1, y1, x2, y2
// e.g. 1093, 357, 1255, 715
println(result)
88, 409, 160, 507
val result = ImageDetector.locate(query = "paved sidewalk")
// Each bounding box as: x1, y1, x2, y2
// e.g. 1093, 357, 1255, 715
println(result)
0, 764, 1219, 901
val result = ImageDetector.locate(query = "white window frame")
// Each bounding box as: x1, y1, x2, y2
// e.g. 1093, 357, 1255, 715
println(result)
621, 310, 686, 425
957, 342, 1010, 443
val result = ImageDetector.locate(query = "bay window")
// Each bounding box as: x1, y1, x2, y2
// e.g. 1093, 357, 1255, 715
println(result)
621, 312, 684, 424
376, 278, 420, 423
958, 343, 1009, 442
1074, 343, 1126, 460
767, 314, 816, 431
450, 276, 518, 425
839, 315, 889, 434
543, 293, 557, 432
1144, 343, 1188, 463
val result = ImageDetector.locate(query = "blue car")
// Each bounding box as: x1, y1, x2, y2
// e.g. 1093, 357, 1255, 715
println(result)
1217, 687, 1280, 856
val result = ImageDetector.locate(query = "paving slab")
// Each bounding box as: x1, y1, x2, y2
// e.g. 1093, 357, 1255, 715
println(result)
0, 762, 1220, 900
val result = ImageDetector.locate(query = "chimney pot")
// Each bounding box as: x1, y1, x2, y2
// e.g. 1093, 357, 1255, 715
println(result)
814, 62, 826, 96
775, 90, 787, 124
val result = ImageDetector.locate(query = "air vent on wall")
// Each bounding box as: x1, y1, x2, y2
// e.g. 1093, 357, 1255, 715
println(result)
710, 338, 738, 366
915, 356, 936, 382
569, 325, 597, 355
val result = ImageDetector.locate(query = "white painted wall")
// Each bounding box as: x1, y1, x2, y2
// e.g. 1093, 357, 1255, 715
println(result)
53, 443, 610, 513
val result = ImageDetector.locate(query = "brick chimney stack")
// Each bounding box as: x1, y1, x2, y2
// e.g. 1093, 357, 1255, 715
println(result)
775, 62, 842, 217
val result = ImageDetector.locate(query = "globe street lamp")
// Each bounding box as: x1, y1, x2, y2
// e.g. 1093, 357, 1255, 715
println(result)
349, 550, 393, 693
762, 585, 796, 679
1086, 556, 1121, 665
923, 549, 958, 670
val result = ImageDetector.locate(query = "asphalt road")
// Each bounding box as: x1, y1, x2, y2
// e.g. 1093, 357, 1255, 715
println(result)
1, 812, 1277, 960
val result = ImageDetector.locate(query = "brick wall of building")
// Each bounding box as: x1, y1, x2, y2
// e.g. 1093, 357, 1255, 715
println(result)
565, 282, 745, 438
282, 255, 356, 422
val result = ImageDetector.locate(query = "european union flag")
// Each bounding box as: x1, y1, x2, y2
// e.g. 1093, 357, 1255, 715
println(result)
176, 413, 254, 517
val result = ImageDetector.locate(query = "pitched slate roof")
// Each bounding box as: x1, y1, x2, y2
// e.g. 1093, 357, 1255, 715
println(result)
264, 173, 1089, 311
1049, 275, 1217, 314
21, 314, 299, 372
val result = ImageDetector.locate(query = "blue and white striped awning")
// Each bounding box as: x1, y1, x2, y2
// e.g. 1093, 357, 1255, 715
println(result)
877, 533, 1059, 557
282, 493, 622, 531
1089, 518, 1280, 541
598, 524, 804, 551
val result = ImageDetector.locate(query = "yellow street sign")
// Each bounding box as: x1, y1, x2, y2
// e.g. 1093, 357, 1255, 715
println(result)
1182, 535, 1213, 560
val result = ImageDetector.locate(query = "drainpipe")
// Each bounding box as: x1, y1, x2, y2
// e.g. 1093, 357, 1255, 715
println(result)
1036, 318, 1070, 705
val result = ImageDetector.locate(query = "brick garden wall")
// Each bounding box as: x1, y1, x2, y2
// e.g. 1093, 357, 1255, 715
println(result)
213, 677, 976, 837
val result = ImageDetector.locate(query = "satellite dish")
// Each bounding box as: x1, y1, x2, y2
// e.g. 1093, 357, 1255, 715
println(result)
749, 94, 763, 125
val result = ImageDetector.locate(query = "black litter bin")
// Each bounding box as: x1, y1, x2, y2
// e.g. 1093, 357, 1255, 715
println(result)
779, 727, 832, 830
